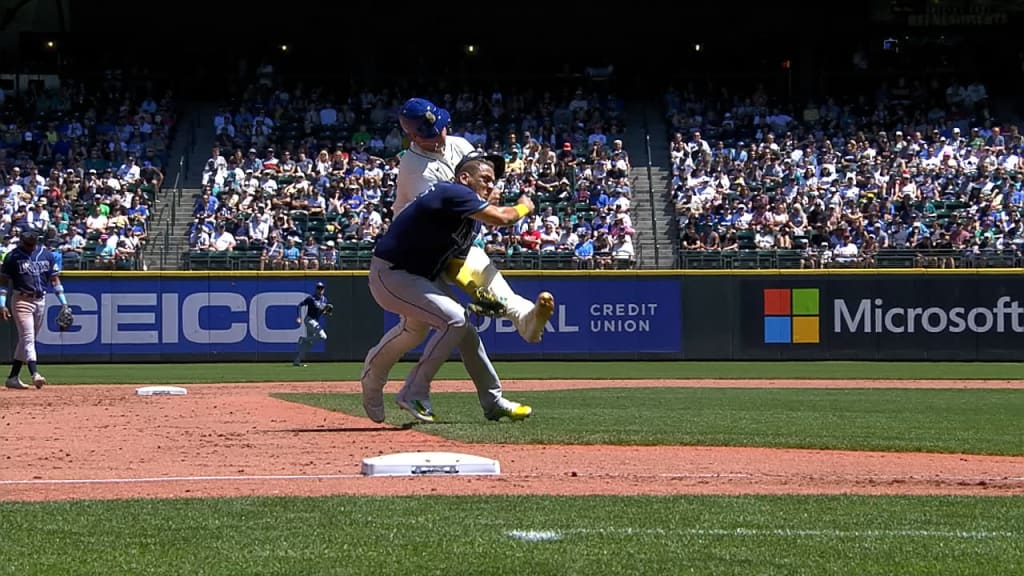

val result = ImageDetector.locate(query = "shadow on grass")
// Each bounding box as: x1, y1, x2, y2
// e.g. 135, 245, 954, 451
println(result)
272, 425, 413, 433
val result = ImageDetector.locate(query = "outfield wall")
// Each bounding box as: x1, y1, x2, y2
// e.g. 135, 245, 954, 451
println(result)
4, 270, 1023, 363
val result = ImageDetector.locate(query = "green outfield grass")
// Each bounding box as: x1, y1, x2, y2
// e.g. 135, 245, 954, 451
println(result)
27, 361, 1024, 385
278, 388, 1024, 455
1, 495, 1020, 576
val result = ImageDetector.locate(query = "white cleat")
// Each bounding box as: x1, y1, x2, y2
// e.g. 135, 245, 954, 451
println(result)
5, 376, 29, 390
516, 292, 555, 343
31, 373, 46, 389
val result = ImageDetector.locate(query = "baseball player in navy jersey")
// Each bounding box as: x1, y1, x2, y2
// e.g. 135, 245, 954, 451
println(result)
293, 281, 330, 366
0, 229, 66, 389
363, 153, 534, 423
360, 97, 554, 409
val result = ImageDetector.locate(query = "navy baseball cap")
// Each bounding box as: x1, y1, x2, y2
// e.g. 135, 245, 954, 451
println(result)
315, 281, 325, 289
399, 98, 451, 139
20, 228, 39, 240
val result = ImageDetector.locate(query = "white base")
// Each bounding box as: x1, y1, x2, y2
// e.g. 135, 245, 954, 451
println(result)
136, 386, 188, 396
361, 451, 500, 477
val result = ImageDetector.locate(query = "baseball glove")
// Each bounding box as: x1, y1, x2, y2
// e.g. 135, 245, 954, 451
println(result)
467, 287, 508, 318
56, 305, 74, 332
323, 303, 334, 317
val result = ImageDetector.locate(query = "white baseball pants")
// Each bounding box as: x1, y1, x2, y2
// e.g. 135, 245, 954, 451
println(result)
12, 293, 45, 363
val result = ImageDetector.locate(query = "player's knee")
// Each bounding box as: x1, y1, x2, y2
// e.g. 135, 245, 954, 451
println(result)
403, 322, 429, 340
446, 310, 473, 330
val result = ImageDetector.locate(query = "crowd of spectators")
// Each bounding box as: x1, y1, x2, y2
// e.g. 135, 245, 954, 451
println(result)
189, 80, 640, 270
0, 72, 171, 270
666, 77, 1023, 269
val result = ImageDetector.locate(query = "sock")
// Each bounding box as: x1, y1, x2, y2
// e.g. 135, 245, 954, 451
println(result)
28, 361, 38, 375
9, 361, 23, 379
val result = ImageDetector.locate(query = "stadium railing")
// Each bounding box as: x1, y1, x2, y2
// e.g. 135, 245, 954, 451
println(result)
674, 248, 1022, 270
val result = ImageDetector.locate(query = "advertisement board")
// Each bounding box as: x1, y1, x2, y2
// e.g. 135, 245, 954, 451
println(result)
381, 277, 683, 358
680, 273, 1024, 361
31, 277, 328, 362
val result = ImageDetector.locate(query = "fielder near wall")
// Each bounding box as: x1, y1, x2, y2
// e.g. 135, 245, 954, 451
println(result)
4, 270, 1022, 363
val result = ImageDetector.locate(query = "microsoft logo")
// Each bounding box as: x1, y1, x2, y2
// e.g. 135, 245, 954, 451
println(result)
763, 288, 820, 344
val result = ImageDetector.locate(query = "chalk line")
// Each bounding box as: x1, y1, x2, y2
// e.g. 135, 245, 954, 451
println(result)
0, 473, 365, 486
507, 527, 1017, 540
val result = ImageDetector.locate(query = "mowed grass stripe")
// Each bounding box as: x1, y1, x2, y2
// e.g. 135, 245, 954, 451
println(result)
29, 360, 1024, 384
278, 388, 1024, 455
0, 495, 1020, 576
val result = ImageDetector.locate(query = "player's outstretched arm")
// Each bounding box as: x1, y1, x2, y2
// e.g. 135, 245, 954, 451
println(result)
471, 194, 535, 227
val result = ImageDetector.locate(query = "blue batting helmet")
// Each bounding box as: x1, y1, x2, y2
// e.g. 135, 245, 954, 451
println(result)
399, 98, 451, 139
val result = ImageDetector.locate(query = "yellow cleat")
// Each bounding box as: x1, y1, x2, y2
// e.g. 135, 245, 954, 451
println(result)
487, 401, 533, 421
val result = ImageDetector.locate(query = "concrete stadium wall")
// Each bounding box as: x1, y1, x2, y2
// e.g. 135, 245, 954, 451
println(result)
5, 270, 1023, 363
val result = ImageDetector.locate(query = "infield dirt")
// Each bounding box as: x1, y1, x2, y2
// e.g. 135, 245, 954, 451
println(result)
1, 379, 1022, 502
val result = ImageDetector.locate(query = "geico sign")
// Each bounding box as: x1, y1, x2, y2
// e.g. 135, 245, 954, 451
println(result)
38, 291, 307, 345
834, 296, 1024, 334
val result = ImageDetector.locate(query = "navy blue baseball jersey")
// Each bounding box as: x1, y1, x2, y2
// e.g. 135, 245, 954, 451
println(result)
1, 246, 59, 298
298, 293, 329, 321
374, 182, 488, 280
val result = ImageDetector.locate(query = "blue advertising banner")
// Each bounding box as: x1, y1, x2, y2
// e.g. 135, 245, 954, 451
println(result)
382, 278, 682, 355
35, 278, 324, 357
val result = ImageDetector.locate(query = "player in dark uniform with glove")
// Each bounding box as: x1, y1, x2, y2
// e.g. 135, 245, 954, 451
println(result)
0, 229, 73, 389
293, 281, 331, 366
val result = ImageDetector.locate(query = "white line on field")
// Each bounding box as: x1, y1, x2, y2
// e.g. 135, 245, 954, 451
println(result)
0, 473, 364, 486
507, 527, 1016, 540
2, 472, 1021, 486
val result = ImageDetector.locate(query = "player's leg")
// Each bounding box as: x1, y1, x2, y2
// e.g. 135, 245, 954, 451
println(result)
5, 295, 29, 389
293, 318, 324, 366
456, 321, 533, 421
360, 314, 429, 422
451, 246, 554, 343
28, 297, 45, 388
367, 258, 472, 422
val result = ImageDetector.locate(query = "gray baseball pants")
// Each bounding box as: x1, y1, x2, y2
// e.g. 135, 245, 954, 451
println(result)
366, 256, 503, 412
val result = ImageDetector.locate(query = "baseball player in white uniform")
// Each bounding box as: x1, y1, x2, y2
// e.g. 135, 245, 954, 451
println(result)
360, 97, 554, 411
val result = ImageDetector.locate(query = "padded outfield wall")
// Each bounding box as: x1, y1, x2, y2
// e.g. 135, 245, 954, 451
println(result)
4, 270, 1023, 363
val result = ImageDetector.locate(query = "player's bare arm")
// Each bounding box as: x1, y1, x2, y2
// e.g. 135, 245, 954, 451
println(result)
0, 272, 11, 322
471, 195, 535, 227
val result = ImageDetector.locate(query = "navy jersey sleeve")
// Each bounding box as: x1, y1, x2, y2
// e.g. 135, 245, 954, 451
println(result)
442, 183, 489, 219
297, 296, 313, 313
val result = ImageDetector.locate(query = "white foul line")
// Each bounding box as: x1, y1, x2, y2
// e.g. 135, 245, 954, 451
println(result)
508, 527, 1017, 540
2, 471, 1021, 486
0, 473, 364, 486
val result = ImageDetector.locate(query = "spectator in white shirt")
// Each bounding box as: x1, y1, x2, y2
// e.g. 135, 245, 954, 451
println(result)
213, 223, 236, 251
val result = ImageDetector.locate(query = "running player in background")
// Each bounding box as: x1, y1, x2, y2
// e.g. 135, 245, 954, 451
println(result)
0, 229, 66, 389
293, 281, 331, 367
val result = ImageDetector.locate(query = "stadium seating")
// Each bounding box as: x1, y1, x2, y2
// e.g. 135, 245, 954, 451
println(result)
187, 81, 636, 271
664, 78, 1023, 270
0, 75, 172, 270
